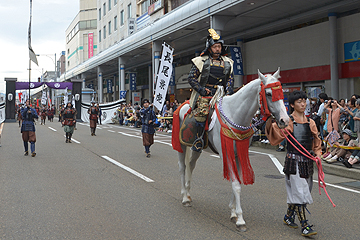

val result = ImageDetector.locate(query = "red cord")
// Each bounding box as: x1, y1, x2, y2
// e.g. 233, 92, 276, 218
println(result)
280, 128, 336, 207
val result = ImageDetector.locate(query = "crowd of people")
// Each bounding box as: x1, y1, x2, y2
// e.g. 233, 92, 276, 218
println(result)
111, 99, 181, 133
256, 92, 360, 168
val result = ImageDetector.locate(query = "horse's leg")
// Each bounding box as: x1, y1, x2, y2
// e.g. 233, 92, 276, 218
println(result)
178, 145, 191, 206
229, 193, 237, 222
232, 179, 247, 232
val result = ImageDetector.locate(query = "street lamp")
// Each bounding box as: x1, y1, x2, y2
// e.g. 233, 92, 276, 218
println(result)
36, 53, 57, 81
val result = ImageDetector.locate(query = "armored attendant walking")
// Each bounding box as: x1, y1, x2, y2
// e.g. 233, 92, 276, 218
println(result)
140, 99, 156, 158
21, 99, 39, 157
88, 101, 99, 136
62, 102, 77, 143
266, 90, 321, 237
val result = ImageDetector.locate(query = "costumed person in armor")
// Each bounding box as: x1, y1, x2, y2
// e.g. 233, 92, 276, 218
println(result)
21, 99, 39, 157
266, 90, 321, 237
40, 105, 47, 125
188, 29, 234, 152
88, 101, 99, 136
17, 103, 24, 127
62, 102, 77, 143
140, 99, 156, 158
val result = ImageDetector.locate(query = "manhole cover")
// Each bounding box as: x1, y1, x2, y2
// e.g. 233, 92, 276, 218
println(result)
339, 181, 360, 190
264, 175, 283, 179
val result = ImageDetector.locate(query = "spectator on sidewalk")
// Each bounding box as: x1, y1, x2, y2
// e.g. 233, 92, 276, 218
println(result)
353, 99, 360, 140
322, 129, 356, 163
344, 98, 358, 132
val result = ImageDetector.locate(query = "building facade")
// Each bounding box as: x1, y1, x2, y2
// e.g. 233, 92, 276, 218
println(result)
65, 0, 98, 71
61, 0, 360, 105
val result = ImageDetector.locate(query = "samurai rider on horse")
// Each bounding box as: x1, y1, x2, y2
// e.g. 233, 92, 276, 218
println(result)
188, 29, 235, 152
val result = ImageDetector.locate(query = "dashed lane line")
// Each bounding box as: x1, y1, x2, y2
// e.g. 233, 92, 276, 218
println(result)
48, 127, 57, 132
63, 135, 81, 144
101, 155, 154, 183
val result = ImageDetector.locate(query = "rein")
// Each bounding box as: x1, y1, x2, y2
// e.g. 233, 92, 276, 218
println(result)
280, 128, 336, 207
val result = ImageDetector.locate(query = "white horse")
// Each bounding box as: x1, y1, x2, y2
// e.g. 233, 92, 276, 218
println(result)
175, 68, 289, 231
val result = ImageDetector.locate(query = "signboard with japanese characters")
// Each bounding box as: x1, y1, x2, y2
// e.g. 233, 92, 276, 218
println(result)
153, 42, 174, 111
128, 18, 135, 35
229, 46, 244, 75
107, 79, 113, 93
130, 73, 137, 90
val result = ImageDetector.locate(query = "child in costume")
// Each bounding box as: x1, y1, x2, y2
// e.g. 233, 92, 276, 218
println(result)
266, 90, 322, 237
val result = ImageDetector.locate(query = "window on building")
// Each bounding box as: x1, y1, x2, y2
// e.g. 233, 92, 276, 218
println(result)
108, 21, 111, 35
103, 26, 106, 39
99, 30, 101, 42
114, 16, 118, 31
99, 8, 101, 20
114, 0, 117, 5
141, 0, 149, 15
120, 10, 124, 25
128, 3, 131, 19
108, 0, 111, 11
103, 3, 106, 16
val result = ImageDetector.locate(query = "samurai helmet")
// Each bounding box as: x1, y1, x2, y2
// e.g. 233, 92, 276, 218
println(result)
200, 29, 225, 56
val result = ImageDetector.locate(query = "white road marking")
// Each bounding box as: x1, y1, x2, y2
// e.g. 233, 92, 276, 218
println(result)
97, 127, 102, 129
108, 130, 115, 133
249, 150, 285, 175
63, 135, 81, 144
101, 155, 154, 183
48, 127, 57, 132
113, 127, 360, 195
78, 122, 89, 126
313, 180, 360, 194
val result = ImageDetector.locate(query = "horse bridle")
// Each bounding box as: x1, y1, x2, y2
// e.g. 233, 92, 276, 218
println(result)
218, 80, 284, 130
259, 81, 284, 121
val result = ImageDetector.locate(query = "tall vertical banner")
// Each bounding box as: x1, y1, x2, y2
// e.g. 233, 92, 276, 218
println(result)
41, 91, 47, 105
88, 32, 94, 58
28, 0, 38, 66
153, 42, 174, 111
229, 46, 243, 75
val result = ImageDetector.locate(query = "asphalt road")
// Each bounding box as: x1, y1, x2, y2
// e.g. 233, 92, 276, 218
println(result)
0, 120, 359, 240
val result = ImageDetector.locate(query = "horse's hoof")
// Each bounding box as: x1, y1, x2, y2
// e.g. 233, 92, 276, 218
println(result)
182, 201, 192, 207
236, 224, 247, 232
230, 216, 237, 223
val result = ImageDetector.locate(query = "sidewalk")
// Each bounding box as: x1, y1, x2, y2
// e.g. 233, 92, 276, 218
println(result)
251, 141, 360, 181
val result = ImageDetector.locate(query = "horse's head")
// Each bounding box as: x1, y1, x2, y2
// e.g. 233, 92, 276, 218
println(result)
258, 68, 289, 129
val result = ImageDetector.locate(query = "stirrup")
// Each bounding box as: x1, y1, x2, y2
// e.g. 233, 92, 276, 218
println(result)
191, 138, 204, 153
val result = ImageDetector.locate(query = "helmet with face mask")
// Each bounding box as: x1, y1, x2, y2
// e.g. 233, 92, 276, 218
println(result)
200, 29, 225, 57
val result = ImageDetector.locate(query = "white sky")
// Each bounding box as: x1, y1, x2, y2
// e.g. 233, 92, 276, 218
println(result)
0, 0, 79, 93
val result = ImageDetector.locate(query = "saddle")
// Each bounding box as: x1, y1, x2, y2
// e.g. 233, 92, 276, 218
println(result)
179, 112, 209, 149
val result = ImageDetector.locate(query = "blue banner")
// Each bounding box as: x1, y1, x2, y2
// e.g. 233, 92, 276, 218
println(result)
130, 73, 137, 91
106, 79, 113, 93
229, 47, 244, 75
169, 63, 176, 86
120, 90, 127, 100
344, 40, 360, 62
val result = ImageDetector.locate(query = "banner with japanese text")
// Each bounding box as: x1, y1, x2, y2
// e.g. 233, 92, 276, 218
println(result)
229, 46, 244, 75
88, 32, 94, 58
153, 42, 174, 111
130, 73, 137, 91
